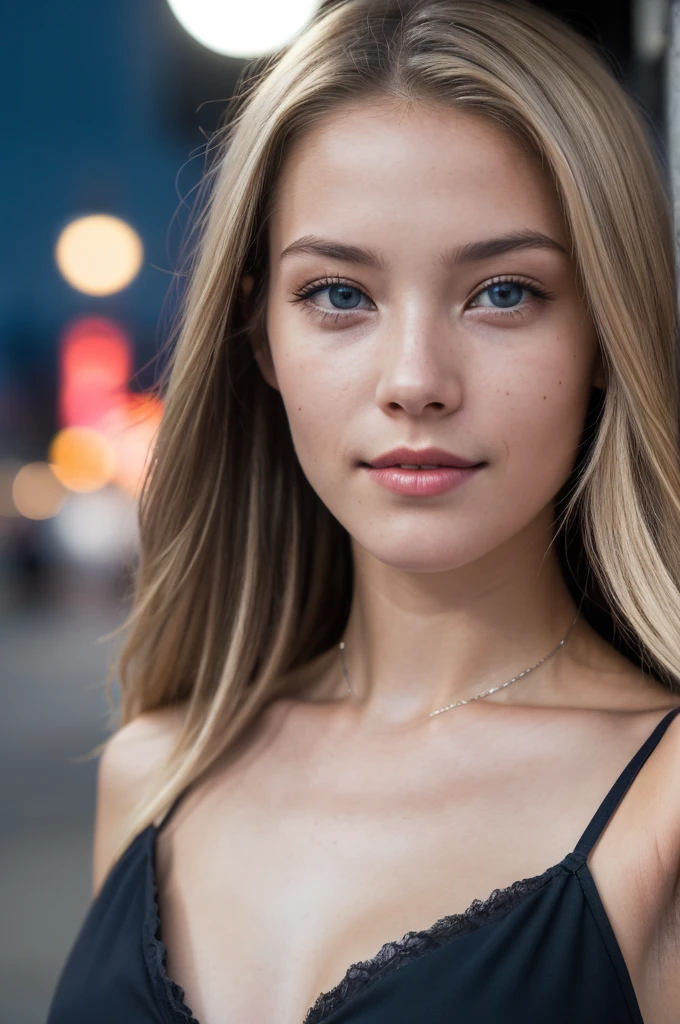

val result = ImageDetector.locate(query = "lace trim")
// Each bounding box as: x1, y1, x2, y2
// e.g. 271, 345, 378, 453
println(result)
145, 817, 567, 1024
144, 829, 201, 1024
302, 865, 562, 1024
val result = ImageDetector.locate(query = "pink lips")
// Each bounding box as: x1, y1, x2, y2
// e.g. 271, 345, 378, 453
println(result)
362, 446, 484, 497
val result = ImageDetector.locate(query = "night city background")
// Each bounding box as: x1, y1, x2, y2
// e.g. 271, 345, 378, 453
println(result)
0, 1, 673, 1021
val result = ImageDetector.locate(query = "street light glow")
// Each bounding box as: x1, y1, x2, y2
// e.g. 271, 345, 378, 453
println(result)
12, 463, 68, 520
166, 0, 320, 58
55, 214, 143, 296
48, 427, 117, 493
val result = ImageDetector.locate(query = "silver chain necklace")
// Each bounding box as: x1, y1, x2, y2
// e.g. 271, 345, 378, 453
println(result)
338, 611, 580, 718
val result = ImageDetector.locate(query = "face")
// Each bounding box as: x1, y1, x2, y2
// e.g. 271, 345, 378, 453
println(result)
248, 97, 604, 574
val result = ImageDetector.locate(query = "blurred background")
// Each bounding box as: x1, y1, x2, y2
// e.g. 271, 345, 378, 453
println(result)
0, 1, 674, 1021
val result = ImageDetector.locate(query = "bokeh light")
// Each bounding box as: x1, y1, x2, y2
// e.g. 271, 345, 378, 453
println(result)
165, 0, 320, 57
55, 214, 144, 296
59, 316, 133, 429
100, 393, 164, 496
48, 426, 117, 493
50, 487, 139, 566
11, 462, 69, 520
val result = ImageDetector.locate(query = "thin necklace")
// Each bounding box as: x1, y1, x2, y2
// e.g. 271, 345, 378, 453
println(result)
338, 611, 580, 718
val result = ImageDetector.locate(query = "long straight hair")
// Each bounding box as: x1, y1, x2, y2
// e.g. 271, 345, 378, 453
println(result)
108, 0, 680, 861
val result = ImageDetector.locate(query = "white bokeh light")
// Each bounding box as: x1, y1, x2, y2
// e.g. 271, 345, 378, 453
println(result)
166, 0, 320, 58
49, 487, 139, 566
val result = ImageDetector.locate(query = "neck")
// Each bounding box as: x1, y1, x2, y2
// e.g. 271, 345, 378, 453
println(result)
337, 527, 581, 726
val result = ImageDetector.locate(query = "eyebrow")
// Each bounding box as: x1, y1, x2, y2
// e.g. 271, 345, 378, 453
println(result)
279, 230, 569, 269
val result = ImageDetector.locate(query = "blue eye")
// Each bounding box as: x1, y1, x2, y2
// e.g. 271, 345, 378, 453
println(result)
471, 281, 526, 309
486, 282, 524, 308
292, 277, 372, 318
470, 278, 548, 312
292, 274, 550, 324
327, 284, 363, 309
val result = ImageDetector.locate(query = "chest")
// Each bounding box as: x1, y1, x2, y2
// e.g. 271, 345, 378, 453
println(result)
153, 731, 653, 1024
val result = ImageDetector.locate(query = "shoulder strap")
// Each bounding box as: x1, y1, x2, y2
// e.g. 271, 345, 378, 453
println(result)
574, 705, 680, 858
155, 787, 192, 833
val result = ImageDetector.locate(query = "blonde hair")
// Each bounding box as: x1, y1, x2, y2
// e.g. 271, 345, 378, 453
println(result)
108, 0, 680, 860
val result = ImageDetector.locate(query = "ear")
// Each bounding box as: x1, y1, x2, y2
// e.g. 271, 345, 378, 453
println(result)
238, 274, 280, 392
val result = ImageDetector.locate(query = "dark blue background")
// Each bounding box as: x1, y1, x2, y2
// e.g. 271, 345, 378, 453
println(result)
1, 0, 209, 454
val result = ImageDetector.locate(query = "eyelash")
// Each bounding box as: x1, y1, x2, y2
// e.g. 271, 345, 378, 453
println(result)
291, 274, 553, 325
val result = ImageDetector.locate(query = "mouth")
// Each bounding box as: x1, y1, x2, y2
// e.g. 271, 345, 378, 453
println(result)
360, 463, 485, 470
359, 461, 485, 498
361, 446, 485, 470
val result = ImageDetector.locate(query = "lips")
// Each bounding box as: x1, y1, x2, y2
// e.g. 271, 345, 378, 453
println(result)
363, 461, 482, 497
364, 446, 482, 470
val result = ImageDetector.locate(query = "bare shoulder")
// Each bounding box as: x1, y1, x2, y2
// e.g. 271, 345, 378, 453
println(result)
99, 703, 188, 775
648, 700, 680, 842
634, 701, 680, 1021
640, 694, 680, 799
624, 682, 680, 834
92, 702, 189, 897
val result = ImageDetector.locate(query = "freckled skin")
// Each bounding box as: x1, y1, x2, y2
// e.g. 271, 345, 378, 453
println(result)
250, 99, 605, 579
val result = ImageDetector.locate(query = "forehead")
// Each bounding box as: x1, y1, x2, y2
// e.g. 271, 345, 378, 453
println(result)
269, 97, 567, 256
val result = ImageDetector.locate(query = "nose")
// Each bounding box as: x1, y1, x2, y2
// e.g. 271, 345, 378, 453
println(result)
374, 308, 464, 418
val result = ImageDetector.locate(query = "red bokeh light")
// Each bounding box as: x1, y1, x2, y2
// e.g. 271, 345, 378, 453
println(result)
59, 316, 133, 429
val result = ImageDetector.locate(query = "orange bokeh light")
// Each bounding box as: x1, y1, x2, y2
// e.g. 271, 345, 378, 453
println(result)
49, 426, 117, 493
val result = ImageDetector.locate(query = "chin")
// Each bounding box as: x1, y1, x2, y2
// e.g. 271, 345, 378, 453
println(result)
352, 531, 490, 574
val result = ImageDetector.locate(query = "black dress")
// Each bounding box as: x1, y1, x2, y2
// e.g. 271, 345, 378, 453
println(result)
46, 704, 680, 1024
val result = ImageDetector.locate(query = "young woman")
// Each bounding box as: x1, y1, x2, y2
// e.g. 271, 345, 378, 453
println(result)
47, 1, 680, 1022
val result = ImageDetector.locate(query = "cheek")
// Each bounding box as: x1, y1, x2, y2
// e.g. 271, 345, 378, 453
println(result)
266, 288, 375, 456
272, 344, 356, 477
485, 356, 592, 504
